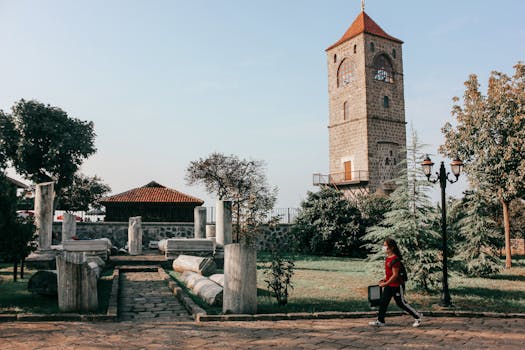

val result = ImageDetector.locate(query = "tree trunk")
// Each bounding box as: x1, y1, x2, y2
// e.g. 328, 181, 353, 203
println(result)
13, 259, 18, 282
501, 198, 512, 269
20, 258, 25, 279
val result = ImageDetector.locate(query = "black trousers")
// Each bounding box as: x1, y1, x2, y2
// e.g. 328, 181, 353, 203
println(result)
377, 285, 420, 323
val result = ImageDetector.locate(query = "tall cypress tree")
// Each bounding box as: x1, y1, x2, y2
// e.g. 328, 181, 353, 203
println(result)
364, 130, 441, 292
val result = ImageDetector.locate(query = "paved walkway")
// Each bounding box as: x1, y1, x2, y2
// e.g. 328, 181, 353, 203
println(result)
118, 270, 192, 322
1, 316, 524, 349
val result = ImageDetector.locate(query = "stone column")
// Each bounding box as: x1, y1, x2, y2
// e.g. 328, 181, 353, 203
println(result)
57, 251, 99, 312
223, 243, 257, 314
34, 182, 54, 250
206, 224, 216, 239
215, 200, 232, 246
194, 206, 207, 239
61, 212, 77, 242
128, 216, 143, 255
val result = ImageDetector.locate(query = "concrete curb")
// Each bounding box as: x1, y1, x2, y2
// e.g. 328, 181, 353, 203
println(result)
195, 310, 525, 322
106, 268, 120, 318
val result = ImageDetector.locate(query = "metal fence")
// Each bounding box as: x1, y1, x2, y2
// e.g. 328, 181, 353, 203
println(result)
205, 207, 299, 224
313, 171, 369, 185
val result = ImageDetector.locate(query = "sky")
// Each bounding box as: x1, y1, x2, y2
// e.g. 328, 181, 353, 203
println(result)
1, 0, 524, 208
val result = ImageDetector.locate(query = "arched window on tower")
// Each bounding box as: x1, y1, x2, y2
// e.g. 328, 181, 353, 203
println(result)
337, 59, 353, 87
373, 54, 394, 83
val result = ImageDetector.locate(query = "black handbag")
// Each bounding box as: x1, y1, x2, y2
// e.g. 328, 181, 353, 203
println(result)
368, 285, 382, 307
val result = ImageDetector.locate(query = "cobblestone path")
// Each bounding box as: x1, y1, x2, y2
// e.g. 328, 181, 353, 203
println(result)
1, 317, 524, 349
118, 269, 192, 322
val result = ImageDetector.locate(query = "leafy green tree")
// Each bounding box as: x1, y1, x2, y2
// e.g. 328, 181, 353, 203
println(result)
0, 174, 36, 281
0, 114, 35, 280
440, 62, 525, 268
355, 193, 392, 229
0, 110, 16, 168
291, 187, 364, 257
262, 228, 295, 306
186, 153, 278, 242
364, 130, 441, 292
5, 99, 96, 200
448, 191, 501, 277
57, 173, 111, 212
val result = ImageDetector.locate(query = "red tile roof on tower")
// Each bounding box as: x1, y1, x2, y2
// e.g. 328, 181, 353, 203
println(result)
100, 181, 204, 204
326, 11, 403, 51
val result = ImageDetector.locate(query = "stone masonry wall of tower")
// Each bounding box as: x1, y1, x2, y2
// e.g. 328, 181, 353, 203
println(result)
364, 34, 406, 193
326, 14, 407, 194
327, 35, 368, 180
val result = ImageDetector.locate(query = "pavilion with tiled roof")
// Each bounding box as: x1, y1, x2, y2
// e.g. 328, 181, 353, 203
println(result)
99, 181, 204, 222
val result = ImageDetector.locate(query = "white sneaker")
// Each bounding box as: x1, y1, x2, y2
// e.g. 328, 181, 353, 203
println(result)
412, 314, 423, 327
369, 320, 385, 327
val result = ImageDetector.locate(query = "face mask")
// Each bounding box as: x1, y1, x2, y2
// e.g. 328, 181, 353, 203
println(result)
382, 246, 388, 253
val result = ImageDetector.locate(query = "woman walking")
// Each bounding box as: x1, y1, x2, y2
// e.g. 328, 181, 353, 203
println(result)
369, 238, 422, 327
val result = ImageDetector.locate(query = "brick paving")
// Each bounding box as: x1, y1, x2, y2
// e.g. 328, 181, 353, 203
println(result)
118, 270, 192, 322
1, 316, 524, 349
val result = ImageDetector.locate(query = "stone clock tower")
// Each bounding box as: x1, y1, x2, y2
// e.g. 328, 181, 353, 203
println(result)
314, 7, 407, 197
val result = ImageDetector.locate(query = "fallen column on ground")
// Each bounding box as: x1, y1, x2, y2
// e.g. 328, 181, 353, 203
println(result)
209, 273, 224, 287
62, 239, 112, 261
181, 271, 223, 306
164, 238, 214, 259
172, 254, 216, 276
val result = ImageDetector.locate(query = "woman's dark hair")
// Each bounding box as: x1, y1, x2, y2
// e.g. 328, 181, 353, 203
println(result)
385, 238, 403, 260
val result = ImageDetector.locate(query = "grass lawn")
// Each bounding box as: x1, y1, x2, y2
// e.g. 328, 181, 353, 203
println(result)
0, 263, 114, 314
170, 254, 525, 315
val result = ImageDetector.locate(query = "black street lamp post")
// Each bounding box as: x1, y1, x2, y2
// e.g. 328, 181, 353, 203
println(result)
421, 155, 463, 307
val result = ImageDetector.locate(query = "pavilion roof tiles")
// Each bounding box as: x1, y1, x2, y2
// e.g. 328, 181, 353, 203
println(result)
100, 181, 204, 204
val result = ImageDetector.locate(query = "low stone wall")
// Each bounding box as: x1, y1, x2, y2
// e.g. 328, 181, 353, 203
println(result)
52, 222, 194, 248
52, 222, 293, 251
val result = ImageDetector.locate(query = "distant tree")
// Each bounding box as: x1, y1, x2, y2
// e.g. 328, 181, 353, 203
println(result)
0, 174, 36, 281
440, 62, 525, 268
291, 187, 364, 257
57, 173, 111, 212
186, 153, 278, 242
364, 130, 441, 292
4, 99, 96, 201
